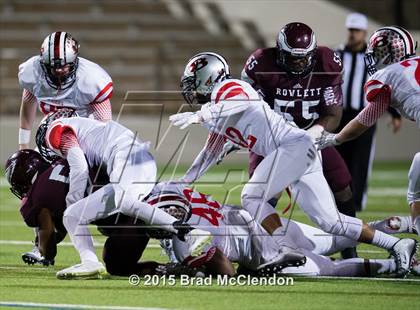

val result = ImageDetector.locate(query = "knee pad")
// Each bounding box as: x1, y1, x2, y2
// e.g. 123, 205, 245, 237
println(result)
334, 186, 353, 203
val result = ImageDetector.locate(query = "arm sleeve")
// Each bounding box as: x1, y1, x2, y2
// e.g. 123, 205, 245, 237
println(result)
57, 130, 89, 206
356, 89, 391, 127
181, 132, 226, 184
89, 99, 112, 121
22, 89, 37, 105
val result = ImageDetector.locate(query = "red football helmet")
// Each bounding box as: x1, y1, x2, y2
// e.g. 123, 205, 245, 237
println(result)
276, 22, 317, 76
5, 149, 49, 199
365, 26, 417, 75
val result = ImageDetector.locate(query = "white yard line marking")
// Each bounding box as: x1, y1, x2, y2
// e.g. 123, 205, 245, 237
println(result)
0, 240, 160, 249
0, 301, 172, 310
312, 276, 420, 282
368, 188, 407, 196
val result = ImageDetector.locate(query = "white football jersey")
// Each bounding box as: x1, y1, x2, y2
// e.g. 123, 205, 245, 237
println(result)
199, 79, 307, 157
45, 117, 149, 173
365, 56, 420, 126
18, 56, 113, 116
155, 183, 284, 269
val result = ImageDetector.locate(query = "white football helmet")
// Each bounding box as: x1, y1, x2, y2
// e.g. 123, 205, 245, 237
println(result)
181, 52, 230, 105
365, 26, 417, 75
35, 108, 78, 162
40, 32, 80, 90
147, 191, 192, 222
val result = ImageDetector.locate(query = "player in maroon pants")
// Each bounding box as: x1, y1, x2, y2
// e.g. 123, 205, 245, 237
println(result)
240, 22, 356, 258
5, 149, 160, 276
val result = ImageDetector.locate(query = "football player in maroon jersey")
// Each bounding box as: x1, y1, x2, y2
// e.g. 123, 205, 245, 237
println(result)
240, 22, 357, 258
5, 150, 160, 277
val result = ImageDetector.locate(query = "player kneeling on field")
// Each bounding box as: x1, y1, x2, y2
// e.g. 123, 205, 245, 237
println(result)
34, 110, 203, 279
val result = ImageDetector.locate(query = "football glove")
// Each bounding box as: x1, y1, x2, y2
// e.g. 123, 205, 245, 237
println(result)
315, 131, 340, 150
216, 141, 240, 165
169, 112, 202, 130
172, 220, 194, 242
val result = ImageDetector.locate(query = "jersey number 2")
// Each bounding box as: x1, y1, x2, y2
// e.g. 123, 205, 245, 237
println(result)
225, 127, 257, 149
400, 58, 420, 87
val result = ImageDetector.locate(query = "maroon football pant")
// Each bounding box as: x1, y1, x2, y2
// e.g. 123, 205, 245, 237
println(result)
98, 214, 160, 276
248, 146, 351, 193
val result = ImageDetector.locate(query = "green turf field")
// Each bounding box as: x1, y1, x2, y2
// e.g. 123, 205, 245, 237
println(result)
0, 162, 419, 310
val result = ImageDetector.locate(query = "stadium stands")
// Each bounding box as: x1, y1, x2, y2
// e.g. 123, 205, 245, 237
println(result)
0, 0, 251, 114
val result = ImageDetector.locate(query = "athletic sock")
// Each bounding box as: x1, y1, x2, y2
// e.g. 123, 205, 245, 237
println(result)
63, 214, 98, 264
371, 230, 399, 250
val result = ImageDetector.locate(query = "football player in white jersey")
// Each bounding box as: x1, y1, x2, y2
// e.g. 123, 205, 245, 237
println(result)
317, 26, 420, 239
18, 31, 113, 150
150, 184, 415, 277
169, 52, 417, 276
35, 111, 201, 279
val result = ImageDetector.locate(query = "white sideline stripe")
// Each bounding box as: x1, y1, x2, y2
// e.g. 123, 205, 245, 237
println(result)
368, 188, 406, 196
0, 240, 160, 249
313, 276, 420, 283
0, 301, 171, 310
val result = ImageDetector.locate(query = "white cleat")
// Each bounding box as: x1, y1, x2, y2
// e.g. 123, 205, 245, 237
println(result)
187, 229, 213, 257
56, 261, 106, 280
390, 238, 418, 278
22, 245, 43, 265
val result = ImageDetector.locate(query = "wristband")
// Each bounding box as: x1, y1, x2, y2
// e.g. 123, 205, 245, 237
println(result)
19, 128, 31, 145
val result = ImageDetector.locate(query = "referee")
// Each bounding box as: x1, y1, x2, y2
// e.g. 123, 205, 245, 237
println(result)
336, 13, 402, 211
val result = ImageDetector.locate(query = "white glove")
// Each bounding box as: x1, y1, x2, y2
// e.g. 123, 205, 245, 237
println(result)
306, 124, 324, 142
315, 131, 340, 150
169, 112, 202, 130
216, 140, 240, 165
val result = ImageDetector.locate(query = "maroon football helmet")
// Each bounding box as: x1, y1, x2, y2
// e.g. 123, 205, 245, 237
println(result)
5, 149, 49, 199
276, 22, 317, 76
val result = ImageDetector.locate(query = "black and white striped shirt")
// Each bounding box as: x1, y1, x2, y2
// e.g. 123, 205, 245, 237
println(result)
337, 44, 368, 112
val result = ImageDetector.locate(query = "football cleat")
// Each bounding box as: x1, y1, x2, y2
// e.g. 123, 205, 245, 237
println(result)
22, 245, 43, 265
257, 248, 306, 277
155, 262, 205, 277
160, 239, 179, 263
188, 229, 213, 257
56, 261, 106, 280
390, 238, 418, 278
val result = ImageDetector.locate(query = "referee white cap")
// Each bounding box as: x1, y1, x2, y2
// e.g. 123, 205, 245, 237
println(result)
346, 13, 368, 30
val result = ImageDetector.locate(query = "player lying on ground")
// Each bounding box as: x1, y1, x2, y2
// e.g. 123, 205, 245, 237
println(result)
4, 150, 174, 278
316, 26, 420, 239
169, 52, 417, 277
5, 151, 418, 277
34, 110, 202, 279
151, 183, 420, 277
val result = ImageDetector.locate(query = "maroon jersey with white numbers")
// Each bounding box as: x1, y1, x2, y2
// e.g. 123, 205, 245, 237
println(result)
20, 160, 109, 227
20, 159, 69, 227
241, 46, 344, 129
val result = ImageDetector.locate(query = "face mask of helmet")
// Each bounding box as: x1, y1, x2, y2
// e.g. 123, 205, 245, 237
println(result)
181, 53, 230, 106
41, 58, 78, 90
35, 108, 78, 162
5, 150, 49, 199
278, 49, 316, 76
